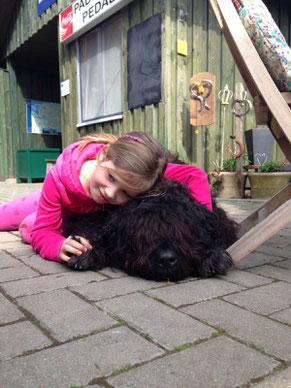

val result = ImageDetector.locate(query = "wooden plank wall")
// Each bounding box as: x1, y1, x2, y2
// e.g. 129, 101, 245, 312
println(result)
59, 0, 259, 169
5, 60, 62, 178
4, 0, 291, 175
0, 69, 12, 180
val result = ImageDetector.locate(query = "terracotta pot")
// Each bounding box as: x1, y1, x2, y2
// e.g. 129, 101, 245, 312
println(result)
248, 172, 291, 199
216, 172, 245, 199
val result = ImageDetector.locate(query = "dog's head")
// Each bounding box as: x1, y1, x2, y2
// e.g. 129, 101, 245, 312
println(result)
106, 180, 236, 281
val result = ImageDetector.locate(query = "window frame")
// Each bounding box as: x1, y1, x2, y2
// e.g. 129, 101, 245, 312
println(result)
76, 14, 123, 126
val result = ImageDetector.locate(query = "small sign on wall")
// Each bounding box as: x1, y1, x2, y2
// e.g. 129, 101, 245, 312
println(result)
177, 39, 187, 56
61, 79, 70, 97
26, 100, 61, 134
37, 0, 57, 16
59, 0, 134, 44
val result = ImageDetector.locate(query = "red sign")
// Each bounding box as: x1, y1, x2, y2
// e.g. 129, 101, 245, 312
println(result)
60, 5, 73, 41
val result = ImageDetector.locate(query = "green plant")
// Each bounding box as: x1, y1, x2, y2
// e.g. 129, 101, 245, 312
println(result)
222, 156, 237, 172
207, 171, 224, 196
258, 161, 285, 172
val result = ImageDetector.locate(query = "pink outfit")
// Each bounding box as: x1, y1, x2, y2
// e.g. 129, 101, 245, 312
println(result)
0, 141, 212, 262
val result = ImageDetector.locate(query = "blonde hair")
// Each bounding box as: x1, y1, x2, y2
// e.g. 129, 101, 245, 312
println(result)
78, 131, 168, 195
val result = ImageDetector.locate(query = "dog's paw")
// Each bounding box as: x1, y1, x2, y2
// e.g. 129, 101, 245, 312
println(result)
67, 251, 96, 271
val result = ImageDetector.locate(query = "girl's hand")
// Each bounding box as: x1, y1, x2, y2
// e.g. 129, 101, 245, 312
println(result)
60, 235, 93, 262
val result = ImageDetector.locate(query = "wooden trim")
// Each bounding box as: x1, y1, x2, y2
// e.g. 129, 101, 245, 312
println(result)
237, 183, 291, 238
227, 199, 291, 262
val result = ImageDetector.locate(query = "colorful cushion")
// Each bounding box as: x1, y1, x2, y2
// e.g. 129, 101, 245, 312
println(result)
232, 0, 291, 91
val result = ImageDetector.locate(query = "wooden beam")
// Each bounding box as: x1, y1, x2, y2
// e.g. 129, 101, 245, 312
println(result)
227, 199, 291, 262
237, 183, 291, 238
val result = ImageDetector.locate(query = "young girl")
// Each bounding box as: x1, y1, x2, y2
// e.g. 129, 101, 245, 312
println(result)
0, 131, 212, 263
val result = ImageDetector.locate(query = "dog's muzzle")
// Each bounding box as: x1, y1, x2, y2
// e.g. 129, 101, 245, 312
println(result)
149, 245, 184, 280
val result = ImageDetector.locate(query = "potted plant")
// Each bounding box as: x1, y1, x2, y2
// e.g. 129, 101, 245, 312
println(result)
248, 161, 291, 199
208, 156, 247, 198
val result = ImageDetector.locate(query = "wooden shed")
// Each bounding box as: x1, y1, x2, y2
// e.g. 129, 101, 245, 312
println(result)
0, 0, 290, 181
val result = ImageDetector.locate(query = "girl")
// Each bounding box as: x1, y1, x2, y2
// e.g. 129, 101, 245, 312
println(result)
0, 131, 212, 263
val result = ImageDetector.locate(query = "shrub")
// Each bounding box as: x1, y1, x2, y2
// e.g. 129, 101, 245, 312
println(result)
258, 161, 285, 173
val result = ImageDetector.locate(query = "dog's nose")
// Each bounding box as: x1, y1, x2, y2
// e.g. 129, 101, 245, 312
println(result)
157, 250, 177, 269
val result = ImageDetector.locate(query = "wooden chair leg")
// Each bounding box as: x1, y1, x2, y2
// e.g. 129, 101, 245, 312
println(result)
227, 199, 291, 262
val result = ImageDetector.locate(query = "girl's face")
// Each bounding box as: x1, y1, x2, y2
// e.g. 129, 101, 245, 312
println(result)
89, 160, 136, 205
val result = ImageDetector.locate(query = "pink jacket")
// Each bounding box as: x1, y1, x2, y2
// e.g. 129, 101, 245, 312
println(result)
31, 142, 212, 262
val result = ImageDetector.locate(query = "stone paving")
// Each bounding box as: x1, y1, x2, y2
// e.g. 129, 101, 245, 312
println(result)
0, 183, 290, 388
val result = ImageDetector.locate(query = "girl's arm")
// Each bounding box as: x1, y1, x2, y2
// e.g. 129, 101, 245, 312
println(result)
164, 163, 212, 211
30, 172, 90, 262
30, 171, 67, 261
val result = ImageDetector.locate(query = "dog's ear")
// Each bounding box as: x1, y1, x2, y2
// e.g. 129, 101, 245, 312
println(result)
195, 249, 233, 278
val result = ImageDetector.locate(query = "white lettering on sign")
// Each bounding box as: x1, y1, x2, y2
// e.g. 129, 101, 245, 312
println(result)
59, 0, 133, 44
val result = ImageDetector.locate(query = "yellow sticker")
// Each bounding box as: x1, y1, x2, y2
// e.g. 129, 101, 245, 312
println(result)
195, 129, 199, 134
177, 39, 187, 56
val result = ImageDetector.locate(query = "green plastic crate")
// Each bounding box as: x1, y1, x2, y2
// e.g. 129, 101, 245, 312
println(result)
16, 148, 61, 183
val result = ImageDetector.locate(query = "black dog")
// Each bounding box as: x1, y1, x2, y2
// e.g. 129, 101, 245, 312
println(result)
66, 180, 237, 281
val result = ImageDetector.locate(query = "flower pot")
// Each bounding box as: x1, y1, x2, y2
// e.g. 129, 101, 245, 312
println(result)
217, 172, 247, 199
248, 172, 291, 199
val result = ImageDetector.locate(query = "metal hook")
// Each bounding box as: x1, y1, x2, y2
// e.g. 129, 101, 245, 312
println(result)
226, 137, 244, 158
189, 79, 213, 112
231, 98, 252, 117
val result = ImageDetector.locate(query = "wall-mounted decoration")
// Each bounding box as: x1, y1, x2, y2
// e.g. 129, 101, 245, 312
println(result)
189, 72, 215, 127
127, 13, 161, 110
26, 100, 61, 135
37, 0, 57, 17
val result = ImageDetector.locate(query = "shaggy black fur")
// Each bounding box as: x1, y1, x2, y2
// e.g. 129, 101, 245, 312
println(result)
66, 180, 238, 281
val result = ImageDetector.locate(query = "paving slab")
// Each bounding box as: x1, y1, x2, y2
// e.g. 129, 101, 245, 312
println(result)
108, 336, 279, 388
0, 240, 31, 249
6, 246, 36, 258
19, 253, 71, 275
98, 293, 215, 350
145, 278, 244, 307
0, 293, 24, 324
0, 231, 21, 242
254, 245, 291, 260
0, 327, 164, 388
252, 366, 291, 388
270, 307, 291, 325
0, 252, 23, 268
264, 234, 291, 247
72, 276, 167, 301
223, 281, 291, 315
1, 270, 106, 298
217, 268, 273, 288
0, 265, 40, 282
272, 258, 291, 269
248, 264, 291, 283
99, 267, 126, 278
0, 321, 52, 361
182, 299, 291, 361
234, 251, 284, 269
17, 288, 117, 342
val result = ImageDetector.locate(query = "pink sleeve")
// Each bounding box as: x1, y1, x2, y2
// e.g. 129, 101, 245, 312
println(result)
31, 171, 66, 262
164, 163, 212, 211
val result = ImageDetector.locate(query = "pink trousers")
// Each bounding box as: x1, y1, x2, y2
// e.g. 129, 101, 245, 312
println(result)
0, 191, 41, 244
